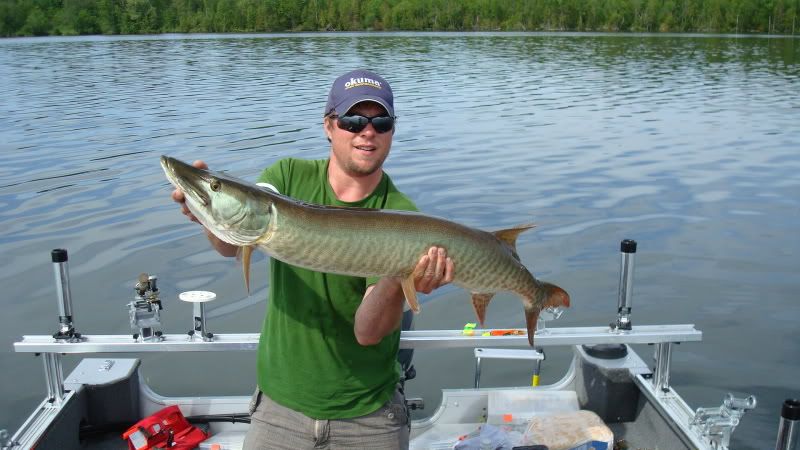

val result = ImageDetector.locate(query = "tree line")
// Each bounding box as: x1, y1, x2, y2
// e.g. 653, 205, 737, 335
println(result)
2, 0, 798, 37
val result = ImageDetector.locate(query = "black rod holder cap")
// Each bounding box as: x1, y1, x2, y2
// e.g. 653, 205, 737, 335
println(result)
51, 249, 68, 263
620, 239, 637, 253
782, 398, 800, 420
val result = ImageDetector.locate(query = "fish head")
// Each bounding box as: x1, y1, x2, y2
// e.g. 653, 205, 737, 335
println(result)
161, 156, 274, 246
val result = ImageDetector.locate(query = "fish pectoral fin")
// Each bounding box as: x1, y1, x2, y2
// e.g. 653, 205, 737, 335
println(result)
237, 245, 254, 294
471, 293, 495, 326
401, 275, 421, 313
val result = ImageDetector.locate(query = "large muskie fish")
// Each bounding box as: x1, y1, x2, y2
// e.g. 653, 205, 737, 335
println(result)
161, 156, 569, 346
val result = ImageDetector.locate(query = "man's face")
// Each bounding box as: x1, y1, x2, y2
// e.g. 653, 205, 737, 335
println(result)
326, 101, 393, 178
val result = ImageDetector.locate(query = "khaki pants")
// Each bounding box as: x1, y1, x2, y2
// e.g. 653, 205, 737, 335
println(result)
243, 386, 409, 450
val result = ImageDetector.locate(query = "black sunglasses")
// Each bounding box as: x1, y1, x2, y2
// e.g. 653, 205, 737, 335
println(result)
333, 114, 395, 134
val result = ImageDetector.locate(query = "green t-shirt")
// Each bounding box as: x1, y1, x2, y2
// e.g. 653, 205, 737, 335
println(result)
255, 158, 418, 419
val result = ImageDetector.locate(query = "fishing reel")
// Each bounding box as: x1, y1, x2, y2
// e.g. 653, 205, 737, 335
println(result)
128, 273, 164, 342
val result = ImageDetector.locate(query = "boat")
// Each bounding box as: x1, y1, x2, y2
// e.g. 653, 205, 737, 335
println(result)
2, 240, 796, 450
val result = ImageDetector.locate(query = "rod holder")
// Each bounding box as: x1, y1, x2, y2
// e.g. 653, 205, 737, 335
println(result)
612, 239, 636, 332
51, 249, 81, 342
180, 291, 217, 342
129, 273, 164, 342
776, 398, 799, 450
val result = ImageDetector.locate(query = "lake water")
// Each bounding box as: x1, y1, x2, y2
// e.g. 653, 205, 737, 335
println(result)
1, 32, 798, 448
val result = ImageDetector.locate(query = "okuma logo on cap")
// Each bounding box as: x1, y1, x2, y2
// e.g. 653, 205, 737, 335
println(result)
344, 77, 382, 90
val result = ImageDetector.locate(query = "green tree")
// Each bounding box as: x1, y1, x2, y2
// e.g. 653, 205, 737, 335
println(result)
22, 6, 50, 35
121, 0, 158, 33
1, 0, 794, 36
1, 1, 29, 36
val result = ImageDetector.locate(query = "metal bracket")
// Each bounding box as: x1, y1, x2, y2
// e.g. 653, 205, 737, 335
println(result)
652, 342, 673, 392
690, 393, 756, 449
42, 353, 65, 406
14, 324, 702, 353
473, 347, 544, 388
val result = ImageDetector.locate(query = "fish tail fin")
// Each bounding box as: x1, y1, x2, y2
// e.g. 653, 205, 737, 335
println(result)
471, 293, 495, 326
521, 281, 570, 346
524, 307, 540, 347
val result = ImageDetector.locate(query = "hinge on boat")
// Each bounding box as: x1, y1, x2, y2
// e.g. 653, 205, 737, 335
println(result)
689, 393, 756, 449
406, 398, 424, 411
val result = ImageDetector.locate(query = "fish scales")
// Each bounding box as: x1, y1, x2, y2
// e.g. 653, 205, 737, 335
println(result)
265, 201, 526, 292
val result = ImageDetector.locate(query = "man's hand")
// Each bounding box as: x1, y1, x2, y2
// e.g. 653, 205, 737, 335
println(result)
412, 246, 455, 293
171, 160, 208, 223
355, 246, 455, 346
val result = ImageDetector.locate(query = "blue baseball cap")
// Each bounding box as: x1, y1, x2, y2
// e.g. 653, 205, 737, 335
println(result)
325, 69, 394, 117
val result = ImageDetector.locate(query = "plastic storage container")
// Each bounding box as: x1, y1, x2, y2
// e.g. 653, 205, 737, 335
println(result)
519, 410, 614, 450
409, 423, 487, 450
487, 390, 580, 425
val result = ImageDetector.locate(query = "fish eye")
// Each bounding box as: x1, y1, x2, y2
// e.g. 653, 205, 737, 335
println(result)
210, 179, 221, 192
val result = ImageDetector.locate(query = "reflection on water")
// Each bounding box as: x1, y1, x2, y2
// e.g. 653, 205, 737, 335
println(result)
1, 33, 798, 448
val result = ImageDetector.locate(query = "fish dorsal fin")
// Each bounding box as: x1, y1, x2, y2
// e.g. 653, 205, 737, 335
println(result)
492, 223, 536, 250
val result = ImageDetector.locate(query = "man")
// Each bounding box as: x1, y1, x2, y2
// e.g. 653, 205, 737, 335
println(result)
172, 69, 454, 449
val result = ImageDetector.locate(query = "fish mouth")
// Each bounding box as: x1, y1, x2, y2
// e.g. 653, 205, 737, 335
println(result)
161, 156, 211, 207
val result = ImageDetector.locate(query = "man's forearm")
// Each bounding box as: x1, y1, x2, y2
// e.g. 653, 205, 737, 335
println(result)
205, 228, 238, 257
354, 278, 406, 346
353, 246, 454, 346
